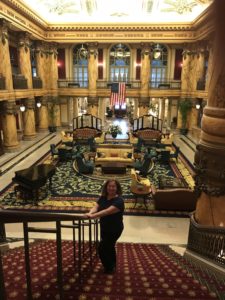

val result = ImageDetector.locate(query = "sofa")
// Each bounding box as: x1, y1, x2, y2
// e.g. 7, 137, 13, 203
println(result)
136, 129, 161, 144
73, 128, 100, 144
95, 147, 134, 167
152, 187, 197, 211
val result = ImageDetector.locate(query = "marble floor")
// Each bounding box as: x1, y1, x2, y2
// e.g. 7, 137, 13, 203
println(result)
0, 119, 195, 248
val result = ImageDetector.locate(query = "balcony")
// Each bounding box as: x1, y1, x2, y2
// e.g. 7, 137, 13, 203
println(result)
58, 79, 88, 88
0, 75, 5, 90
32, 77, 43, 89
150, 79, 181, 89
97, 80, 141, 89
12, 74, 28, 89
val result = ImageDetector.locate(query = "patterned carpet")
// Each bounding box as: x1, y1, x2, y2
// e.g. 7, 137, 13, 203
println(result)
2, 240, 223, 299
0, 154, 195, 216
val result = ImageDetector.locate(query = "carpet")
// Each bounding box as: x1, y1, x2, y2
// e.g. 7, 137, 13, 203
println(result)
1, 240, 220, 299
0, 155, 195, 217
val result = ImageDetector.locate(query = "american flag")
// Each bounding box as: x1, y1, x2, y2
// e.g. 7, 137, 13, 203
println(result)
110, 82, 126, 106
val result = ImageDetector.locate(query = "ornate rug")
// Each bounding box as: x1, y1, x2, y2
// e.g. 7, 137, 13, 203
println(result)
0, 154, 195, 217
1, 240, 220, 299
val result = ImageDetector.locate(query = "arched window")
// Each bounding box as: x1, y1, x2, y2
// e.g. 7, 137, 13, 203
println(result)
150, 44, 168, 88
109, 44, 130, 82
73, 44, 88, 87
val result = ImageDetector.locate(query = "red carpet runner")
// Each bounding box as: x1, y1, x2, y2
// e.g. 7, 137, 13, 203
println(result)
2, 240, 219, 299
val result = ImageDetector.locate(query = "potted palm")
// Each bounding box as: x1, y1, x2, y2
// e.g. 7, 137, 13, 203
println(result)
107, 124, 122, 138
178, 98, 192, 135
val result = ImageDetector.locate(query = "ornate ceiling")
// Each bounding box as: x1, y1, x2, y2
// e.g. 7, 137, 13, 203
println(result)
19, 0, 213, 24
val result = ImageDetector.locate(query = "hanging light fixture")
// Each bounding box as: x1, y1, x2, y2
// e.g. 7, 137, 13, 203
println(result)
20, 104, 25, 112
153, 44, 162, 60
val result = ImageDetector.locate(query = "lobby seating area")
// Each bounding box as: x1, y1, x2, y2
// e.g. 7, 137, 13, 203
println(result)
73, 128, 100, 144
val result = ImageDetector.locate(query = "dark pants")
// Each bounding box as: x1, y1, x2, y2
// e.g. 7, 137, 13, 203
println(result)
98, 229, 123, 271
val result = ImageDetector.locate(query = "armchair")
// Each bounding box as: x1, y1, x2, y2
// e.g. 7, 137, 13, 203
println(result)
133, 154, 152, 176
50, 144, 58, 158
170, 146, 180, 161
94, 132, 105, 144
130, 169, 151, 208
74, 154, 94, 174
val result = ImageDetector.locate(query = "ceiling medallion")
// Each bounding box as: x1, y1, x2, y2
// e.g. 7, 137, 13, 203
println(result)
40, 0, 80, 15
163, 0, 198, 15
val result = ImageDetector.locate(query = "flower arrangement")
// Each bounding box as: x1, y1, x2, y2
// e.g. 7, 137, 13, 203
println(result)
107, 124, 122, 136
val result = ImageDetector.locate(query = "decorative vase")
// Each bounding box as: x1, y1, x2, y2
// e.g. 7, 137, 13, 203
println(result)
111, 132, 117, 138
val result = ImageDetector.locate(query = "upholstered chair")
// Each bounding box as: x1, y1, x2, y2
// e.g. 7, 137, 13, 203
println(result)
133, 154, 152, 176
50, 144, 58, 158
130, 169, 152, 208
75, 154, 94, 174
170, 146, 180, 161
94, 132, 105, 144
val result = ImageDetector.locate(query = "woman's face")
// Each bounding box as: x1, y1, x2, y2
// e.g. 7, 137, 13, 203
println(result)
106, 181, 117, 197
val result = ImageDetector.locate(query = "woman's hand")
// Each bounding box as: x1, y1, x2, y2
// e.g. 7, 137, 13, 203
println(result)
85, 213, 94, 219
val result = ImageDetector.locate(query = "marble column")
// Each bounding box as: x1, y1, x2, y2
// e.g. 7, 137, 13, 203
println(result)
49, 43, 58, 91
35, 41, 46, 88
167, 99, 172, 129
38, 96, 49, 131
139, 43, 151, 115
1, 101, 19, 151
159, 98, 165, 124
73, 97, 79, 119
22, 98, 36, 140
181, 49, 191, 92
87, 42, 98, 115
87, 96, 99, 117
98, 97, 106, 127
133, 98, 138, 119
194, 0, 225, 227
0, 19, 13, 91
138, 97, 149, 117
67, 97, 73, 126
18, 32, 33, 89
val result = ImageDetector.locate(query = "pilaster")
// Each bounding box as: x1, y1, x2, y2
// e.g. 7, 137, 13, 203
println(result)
22, 98, 36, 140
18, 32, 33, 89
0, 19, 13, 91
0, 101, 19, 151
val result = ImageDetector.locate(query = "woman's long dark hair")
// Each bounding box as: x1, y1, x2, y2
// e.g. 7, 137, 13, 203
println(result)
101, 179, 122, 197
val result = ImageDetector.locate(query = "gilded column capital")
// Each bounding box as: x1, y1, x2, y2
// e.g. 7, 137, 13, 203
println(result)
0, 19, 10, 45
49, 42, 58, 59
40, 96, 48, 106
138, 97, 150, 108
140, 42, 152, 58
18, 32, 31, 53
0, 101, 17, 115
24, 98, 35, 109
87, 42, 98, 59
87, 96, 99, 107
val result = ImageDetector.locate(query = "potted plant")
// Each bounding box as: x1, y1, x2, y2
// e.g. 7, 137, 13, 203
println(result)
178, 98, 192, 135
107, 124, 122, 138
48, 97, 60, 132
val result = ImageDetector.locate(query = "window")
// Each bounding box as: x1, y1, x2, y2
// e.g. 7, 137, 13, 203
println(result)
150, 44, 168, 88
73, 44, 88, 87
109, 44, 130, 82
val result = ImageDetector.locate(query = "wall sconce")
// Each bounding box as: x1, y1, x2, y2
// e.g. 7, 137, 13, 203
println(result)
196, 104, 201, 109
20, 104, 25, 112
36, 102, 41, 108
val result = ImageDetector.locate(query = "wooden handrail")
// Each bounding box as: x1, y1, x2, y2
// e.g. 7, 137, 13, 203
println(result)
0, 209, 86, 223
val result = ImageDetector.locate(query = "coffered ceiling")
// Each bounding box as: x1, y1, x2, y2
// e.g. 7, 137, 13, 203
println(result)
19, 0, 213, 24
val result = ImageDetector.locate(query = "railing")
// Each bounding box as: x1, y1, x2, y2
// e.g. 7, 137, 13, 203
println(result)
32, 77, 42, 89
12, 74, 28, 89
133, 114, 163, 132
196, 80, 206, 91
58, 79, 88, 88
97, 80, 141, 89
0, 76, 5, 90
0, 210, 99, 300
150, 79, 181, 89
187, 214, 225, 267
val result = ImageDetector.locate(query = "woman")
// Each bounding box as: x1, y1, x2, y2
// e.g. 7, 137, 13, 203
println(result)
85, 179, 124, 274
